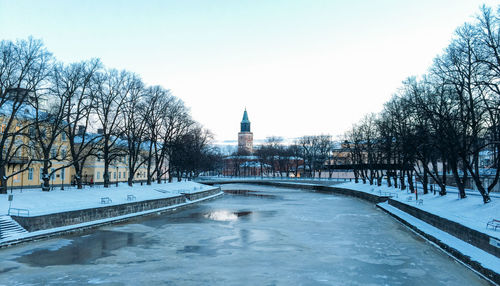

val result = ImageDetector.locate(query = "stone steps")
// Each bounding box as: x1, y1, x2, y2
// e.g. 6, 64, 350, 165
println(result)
0, 215, 28, 240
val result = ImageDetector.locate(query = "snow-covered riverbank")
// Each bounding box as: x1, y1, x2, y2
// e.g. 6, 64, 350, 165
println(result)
0, 182, 222, 247
0, 181, 213, 216
334, 181, 500, 240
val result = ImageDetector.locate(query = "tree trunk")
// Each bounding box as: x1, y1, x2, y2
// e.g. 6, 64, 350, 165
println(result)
168, 161, 173, 183
450, 160, 466, 198
407, 170, 414, 193
42, 161, 50, 192
73, 163, 83, 189
76, 169, 84, 190
464, 162, 491, 203
393, 172, 398, 188
0, 165, 7, 194
400, 170, 406, 191
386, 170, 392, 187
104, 160, 110, 188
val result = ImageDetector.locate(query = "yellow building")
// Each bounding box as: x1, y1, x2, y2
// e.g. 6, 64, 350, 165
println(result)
1, 97, 164, 190
2, 131, 72, 190
80, 153, 150, 185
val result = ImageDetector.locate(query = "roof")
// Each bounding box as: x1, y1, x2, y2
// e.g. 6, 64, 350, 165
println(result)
241, 108, 250, 123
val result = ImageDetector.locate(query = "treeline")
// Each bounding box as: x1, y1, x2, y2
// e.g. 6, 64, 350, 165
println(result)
230, 135, 334, 178
0, 37, 218, 193
345, 6, 499, 203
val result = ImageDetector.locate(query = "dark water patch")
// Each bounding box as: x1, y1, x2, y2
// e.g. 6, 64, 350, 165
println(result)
223, 189, 278, 198
115, 258, 163, 265
0, 266, 19, 274
176, 245, 218, 256
16, 230, 153, 267
235, 211, 252, 217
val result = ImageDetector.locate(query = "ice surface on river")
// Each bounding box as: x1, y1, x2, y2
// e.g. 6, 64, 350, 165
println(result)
0, 184, 491, 285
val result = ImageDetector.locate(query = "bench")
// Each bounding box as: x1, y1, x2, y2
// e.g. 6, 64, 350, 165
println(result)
380, 191, 397, 198
127, 194, 136, 201
406, 196, 413, 202
416, 199, 423, 205
487, 219, 500, 231
101, 197, 112, 204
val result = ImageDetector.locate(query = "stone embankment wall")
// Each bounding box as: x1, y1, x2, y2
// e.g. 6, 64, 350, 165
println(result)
183, 188, 220, 201
13, 188, 221, 232
388, 199, 500, 259
207, 180, 388, 203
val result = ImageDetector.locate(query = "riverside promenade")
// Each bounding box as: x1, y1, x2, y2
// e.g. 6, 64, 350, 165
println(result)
198, 177, 500, 285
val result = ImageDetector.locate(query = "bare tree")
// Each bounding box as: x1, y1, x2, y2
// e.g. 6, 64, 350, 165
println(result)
93, 69, 137, 188
120, 78, 148, 186
32, 66, 75, 191
142, 86, 170, 184
56, 59, 102, 189
0, 38, 52, 193
157, 97, 193, 182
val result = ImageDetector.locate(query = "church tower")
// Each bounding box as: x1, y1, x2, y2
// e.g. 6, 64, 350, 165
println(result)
238, 108, 253, 154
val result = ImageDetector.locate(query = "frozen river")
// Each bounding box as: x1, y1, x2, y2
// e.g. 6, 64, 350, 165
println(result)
0, 184, 490, 285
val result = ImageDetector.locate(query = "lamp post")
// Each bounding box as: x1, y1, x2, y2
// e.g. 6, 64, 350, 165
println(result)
116, 166, 119, 187
61, 169, 64, 190
21, 165, 24, 192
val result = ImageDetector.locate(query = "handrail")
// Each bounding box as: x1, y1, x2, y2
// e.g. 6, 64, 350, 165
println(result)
8, 207, 30, 217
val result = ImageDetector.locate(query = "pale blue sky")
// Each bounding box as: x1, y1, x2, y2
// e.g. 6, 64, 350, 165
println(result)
1, 0, 497, 142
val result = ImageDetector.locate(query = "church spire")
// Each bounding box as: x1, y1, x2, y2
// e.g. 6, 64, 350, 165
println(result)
241, 108, 251, 132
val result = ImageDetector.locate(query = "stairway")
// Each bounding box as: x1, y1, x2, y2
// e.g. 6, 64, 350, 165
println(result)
0, 215, 28, 240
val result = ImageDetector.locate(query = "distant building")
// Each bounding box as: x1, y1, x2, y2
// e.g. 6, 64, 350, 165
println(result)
238, 108, 253, 154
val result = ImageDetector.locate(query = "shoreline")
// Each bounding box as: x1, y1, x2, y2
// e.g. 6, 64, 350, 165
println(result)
205, 179, 500, 285
0, 187, 223, 249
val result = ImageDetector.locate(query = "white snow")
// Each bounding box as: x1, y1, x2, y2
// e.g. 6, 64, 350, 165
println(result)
0, 181, 215, 216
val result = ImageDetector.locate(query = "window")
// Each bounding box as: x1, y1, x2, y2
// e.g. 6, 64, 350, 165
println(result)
118, 172, 121, 179
28, 168, 33, 180
61, 132, 66, 141
61, 168, 65, 181
61, 149, 67, 158
51, 148, 57, 158
123, 171, 126, 178
50, 168, 55, 180
113, 172, 116, 179
40, 168, 44, 181
97, 172, 100, 179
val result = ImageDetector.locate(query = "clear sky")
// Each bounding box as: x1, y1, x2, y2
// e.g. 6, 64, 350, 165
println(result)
1, 0, 497, 143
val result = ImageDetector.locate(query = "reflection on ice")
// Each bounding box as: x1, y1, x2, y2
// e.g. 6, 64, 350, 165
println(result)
204, 210, 238, 221
203, 210, 253, 221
